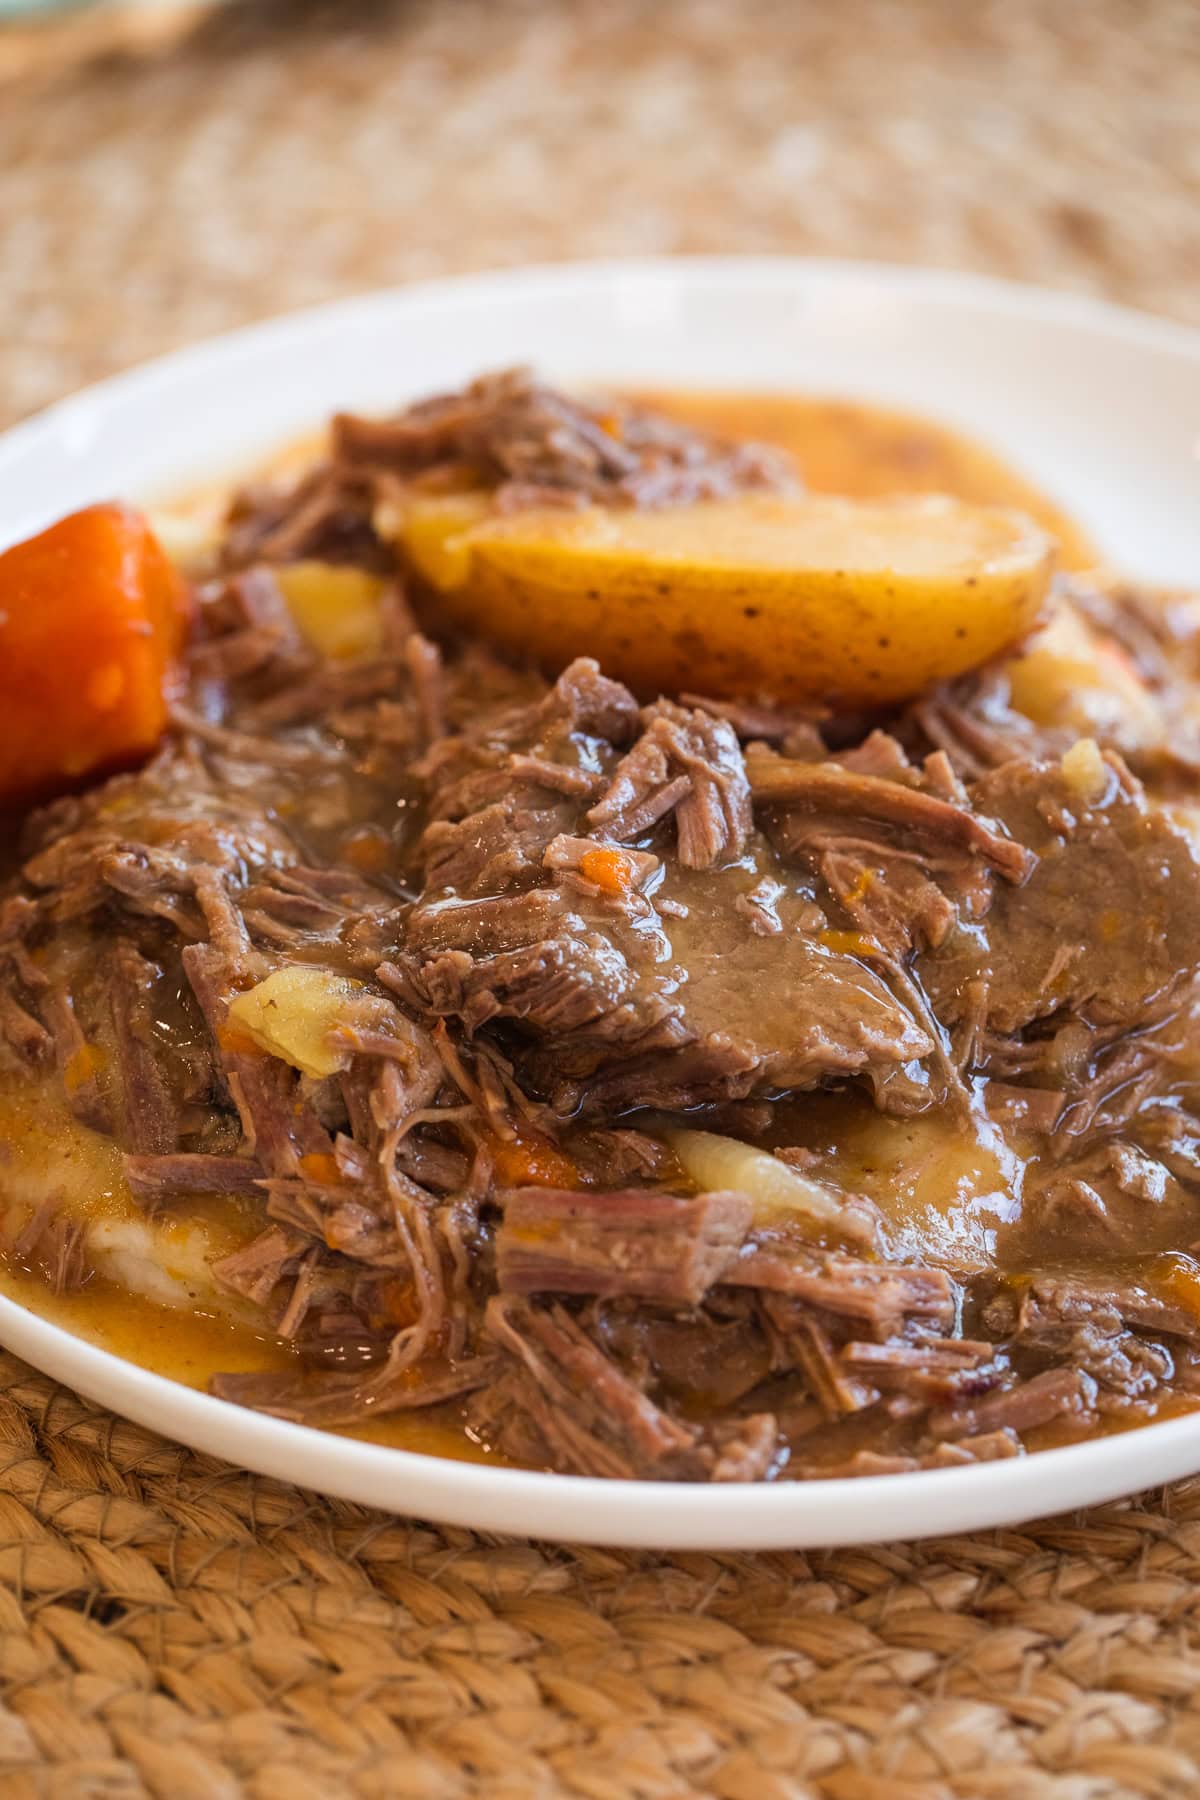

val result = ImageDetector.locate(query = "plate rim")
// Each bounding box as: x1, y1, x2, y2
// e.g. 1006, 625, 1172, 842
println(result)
5, 253, 1200, 474
3, 252, 1200, 1547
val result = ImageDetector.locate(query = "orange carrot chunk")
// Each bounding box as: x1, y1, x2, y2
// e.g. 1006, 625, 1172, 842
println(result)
491, 1129, 582, 1189
299, 1152, 342, 1185
0, 503, 190, 804
578, 846, 635, 897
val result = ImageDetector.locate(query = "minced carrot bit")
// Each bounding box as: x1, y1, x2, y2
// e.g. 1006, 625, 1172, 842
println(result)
364, 1276, 420, 1331
216, 1023, 266, 1059
63, 1042, 104, 1094
579, 846, 635, 897
846, 867, 875, 903
491, 1129, 580, 1189
340, 825, 392, 875
299, 1152, 341, 1185
818, 927, 874, 957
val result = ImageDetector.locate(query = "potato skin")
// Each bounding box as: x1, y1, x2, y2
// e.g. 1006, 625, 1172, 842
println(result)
416, 496, 1055, 706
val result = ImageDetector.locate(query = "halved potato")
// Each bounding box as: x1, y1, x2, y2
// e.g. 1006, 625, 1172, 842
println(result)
396, 492, 491, 591
401, 493, 1054, 705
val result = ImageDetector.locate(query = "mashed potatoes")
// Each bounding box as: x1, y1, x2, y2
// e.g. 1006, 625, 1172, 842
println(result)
0, 1073, 251, 1316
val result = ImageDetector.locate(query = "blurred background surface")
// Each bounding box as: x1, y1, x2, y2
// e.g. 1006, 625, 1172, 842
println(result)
1, 0, 1198, 429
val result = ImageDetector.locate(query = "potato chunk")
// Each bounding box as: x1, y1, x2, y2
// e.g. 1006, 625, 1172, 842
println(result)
404, 494, 1053, 705
226, 967, 387, 1079
275, 562, 387, 660
1003, 601, 1161, 747
393, 492, 491, 591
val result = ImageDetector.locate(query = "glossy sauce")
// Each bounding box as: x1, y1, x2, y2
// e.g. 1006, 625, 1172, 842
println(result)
635, 388, 1098, 568
0, 390, 1101, 1460
759, 1086, 1027, 1273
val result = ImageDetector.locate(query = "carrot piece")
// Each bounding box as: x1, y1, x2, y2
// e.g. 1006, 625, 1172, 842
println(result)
1149, 1252, 1200, 1322
298, 1152, 341, 1185
578, 846, 635, 897
63, 1042, 105, 1095
491, 1129, 581, 1189
339, 824, 393, 875
818, 927, 875, 958
0, 503, 190, 803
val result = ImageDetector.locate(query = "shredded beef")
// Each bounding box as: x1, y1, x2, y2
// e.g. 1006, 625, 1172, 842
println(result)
747, 742, 1034, 881
333, 367, 796, 512
9, 1198, 92, 1295
396, 662, 944, 1115
987, 1272, 1200, 1346
222, 371, 794, 582
931, 1367, 1099, 1440
107, 940, 178, 1155
126, 1153, 266, 1201
212, 1353, 502, 1427
0, 896, 50, 1064
731, 1250, 958, 1337
496, 1187, 752, 1303
480, 1294, 777, 1480
588, 699, 752, 869
839, 1337, 1001, 1403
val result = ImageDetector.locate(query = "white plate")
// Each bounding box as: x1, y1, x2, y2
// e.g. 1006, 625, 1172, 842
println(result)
3, 258, 1200, 1548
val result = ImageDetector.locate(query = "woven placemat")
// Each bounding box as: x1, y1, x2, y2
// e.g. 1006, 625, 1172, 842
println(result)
3, 1348, 1200, 1799
4, 2, 1200, 1793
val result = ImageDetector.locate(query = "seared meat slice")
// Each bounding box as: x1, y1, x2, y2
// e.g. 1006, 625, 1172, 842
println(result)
399, 663, 940, 1114
921, 753, 1200, 1035
399, 868, 936, 1115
